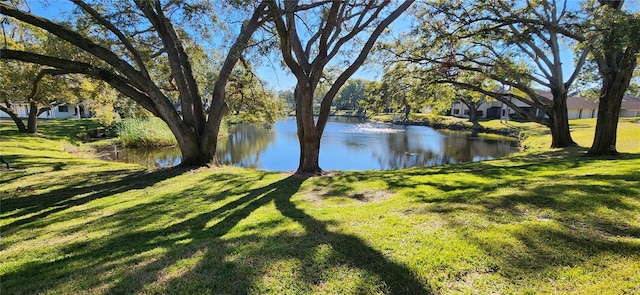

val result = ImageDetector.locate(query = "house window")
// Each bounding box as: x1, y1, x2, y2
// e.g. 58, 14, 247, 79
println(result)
58, 105, 69, 113
453, 109, 460, 115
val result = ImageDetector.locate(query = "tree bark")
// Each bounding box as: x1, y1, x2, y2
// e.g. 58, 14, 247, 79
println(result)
295, 82, 323, 175
588, 94, 623, 156
587, 58, 635, 156
200, 91, 229, 166
548, 94, 576, 148
587, 0, 638, 156
466, 102, 480, 129
26, 101, 39, 133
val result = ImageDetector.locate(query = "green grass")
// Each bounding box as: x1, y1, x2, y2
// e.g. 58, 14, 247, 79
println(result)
1, 118, 639, 294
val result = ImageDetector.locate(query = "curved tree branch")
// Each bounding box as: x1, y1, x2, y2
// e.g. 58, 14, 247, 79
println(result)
0, 2, 148, 90
1, 49, 160, 116
70, 0, 151, 79
318, 0, 413, 135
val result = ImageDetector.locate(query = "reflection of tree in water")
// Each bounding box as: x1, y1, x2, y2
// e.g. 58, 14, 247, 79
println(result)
105, 119, 517, 170
108, 147, 182, 168
448, 134, 516, 163
374, 130, 516, 169
373, 130, 447, 170
216, 124, 275, 168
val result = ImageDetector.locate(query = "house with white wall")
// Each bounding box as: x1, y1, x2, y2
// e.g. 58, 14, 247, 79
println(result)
620, 95, 640, 118
450, 91, 640, 120
0, 102, 91, 119
450, 96, 539, 120
566, 96, 599, 119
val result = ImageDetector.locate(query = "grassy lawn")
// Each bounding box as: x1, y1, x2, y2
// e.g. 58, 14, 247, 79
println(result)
1, 118, 639, 294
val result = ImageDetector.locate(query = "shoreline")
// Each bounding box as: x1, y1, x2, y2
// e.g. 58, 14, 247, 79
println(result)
370, 116, 525, 147
388, 119, 523, 139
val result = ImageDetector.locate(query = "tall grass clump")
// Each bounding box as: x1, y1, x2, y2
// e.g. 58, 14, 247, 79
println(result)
116, 117, 177, 148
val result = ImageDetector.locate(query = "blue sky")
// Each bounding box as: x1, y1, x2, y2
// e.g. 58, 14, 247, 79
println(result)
20, 1, 585, 92
23, 0, 404, 91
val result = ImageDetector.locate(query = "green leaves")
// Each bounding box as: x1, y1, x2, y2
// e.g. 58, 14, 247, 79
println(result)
224, 67, 284, 125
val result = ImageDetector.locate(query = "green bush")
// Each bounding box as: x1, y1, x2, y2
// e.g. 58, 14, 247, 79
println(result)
115, 117, 177, 148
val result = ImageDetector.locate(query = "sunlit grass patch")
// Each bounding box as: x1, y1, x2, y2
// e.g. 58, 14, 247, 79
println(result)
1, 118, 640, 294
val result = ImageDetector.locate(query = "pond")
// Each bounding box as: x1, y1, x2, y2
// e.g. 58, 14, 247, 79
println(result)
101, 116, 519, 171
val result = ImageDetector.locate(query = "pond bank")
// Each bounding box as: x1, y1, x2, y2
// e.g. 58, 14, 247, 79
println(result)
375, 116, 525, 147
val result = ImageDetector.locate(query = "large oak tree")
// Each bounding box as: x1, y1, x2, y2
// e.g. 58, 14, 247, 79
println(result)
583, 0, 640, 156
389, 0, 588, 148
1, 0, 269, 166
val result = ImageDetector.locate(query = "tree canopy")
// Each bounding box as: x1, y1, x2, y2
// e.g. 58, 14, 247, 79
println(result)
380, 0, 589, 147
0, 21, 98, 132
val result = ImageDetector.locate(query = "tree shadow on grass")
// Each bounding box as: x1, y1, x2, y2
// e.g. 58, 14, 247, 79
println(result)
273, 151, 638, 291
272, 178, 431, 294
1, 167, 186, 235
388, 154, 640, 289
120, 175, 430, 293
3, 174, 432, 294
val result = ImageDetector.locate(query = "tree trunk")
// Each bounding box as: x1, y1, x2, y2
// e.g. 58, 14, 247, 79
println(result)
467, 102, 481, 129
588, 95, 622, 156
548, 97, 575, 148
502, 90, 575, 148
200, 92, 229, 166
297, 129, 321, 174
26, 101, 39, 133
295, 83, 323, 175
0, 104, 27, 133
403, 103, 411, 121
177, 137, 209, 167
587, 26, 637, 156
587, 66, 633, 156
161, 115, 210, 167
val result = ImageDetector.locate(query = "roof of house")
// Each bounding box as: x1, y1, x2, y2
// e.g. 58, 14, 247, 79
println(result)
622, 95, 640, 110
459, 88, 640, 111
535, 90, 599, 109
567, 96, 599, 109
539, 90, 640, 111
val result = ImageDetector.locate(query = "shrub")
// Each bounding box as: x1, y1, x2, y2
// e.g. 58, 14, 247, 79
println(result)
115, 117, 177, 148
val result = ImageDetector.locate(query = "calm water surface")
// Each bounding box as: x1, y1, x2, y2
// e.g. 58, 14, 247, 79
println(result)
105, 116, 518, 171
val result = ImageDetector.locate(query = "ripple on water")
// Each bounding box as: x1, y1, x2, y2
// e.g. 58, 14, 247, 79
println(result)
346, 123, 404, 134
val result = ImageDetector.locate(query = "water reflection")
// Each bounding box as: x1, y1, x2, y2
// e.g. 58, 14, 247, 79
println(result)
103, 116, 518, 171
217, 124, 275, 168
100, 146, 181, 168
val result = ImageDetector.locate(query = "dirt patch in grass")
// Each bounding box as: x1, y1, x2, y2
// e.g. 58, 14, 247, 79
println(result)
303, 187, 394, 204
